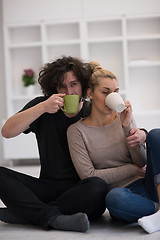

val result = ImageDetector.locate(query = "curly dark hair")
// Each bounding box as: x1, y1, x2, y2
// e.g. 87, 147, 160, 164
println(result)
38, 56, 91, 98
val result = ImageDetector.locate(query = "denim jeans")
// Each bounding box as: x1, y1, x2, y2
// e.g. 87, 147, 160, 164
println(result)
105, 128, 160, 223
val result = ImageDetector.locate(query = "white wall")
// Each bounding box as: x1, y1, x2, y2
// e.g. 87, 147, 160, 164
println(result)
2, 0, 160, 23
0, 0, 160, 163
82, 0, 160, 17
2, 0, 83, 23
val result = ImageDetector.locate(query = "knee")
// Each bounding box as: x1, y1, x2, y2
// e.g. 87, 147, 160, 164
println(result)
147, 129, 160, 146
105, 187, 129, 210
0, 167, 14, 179
105, 187, 138, 223
86, 177, 108, 196
0, 166, 7, 175
92, 177, 107, 187
83, 177, 107, 205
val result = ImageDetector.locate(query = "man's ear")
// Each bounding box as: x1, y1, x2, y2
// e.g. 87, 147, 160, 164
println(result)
87, 88, 93, 100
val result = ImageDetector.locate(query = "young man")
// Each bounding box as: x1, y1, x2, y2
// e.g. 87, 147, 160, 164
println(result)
0, 56, 146, 232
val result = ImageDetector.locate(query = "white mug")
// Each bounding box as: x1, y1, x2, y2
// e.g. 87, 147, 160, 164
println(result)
105, 92, 126, 113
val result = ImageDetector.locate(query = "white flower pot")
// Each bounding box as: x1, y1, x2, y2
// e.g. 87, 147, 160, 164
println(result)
24, 85, 35, 96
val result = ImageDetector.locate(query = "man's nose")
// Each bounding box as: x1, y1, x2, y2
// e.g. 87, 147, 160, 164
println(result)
66, 87, 74, 95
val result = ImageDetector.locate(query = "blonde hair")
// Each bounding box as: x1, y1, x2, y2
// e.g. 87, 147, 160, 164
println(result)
89, 61, 117, 91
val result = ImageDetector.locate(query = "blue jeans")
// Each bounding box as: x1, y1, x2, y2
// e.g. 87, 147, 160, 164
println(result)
105, 128, 160, 223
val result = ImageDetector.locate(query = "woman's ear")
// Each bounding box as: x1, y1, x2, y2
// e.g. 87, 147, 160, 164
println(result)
87, 88, 93, 100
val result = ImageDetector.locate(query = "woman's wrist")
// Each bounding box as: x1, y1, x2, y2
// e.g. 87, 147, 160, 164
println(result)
122, 120, 131, 128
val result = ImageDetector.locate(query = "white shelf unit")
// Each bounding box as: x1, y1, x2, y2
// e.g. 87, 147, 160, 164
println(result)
124, 15, 160, 130
3, 23, 43, 117
45, 20, 82, 62
3, 14, 160, 160
85, 17, 126, 98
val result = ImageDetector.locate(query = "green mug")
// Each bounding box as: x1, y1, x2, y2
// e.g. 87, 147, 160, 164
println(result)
61, 95, 79, 114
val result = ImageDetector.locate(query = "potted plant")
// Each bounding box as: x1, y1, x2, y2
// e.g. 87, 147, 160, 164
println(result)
22, 69, 35, 95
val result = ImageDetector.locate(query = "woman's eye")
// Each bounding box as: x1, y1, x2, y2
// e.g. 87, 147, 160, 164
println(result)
71, 82, 77, 87
103, 92, 109, 95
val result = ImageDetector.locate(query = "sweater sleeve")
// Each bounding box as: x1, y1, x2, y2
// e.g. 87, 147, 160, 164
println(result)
123, 116, 147, 167
67, 123, 136, 185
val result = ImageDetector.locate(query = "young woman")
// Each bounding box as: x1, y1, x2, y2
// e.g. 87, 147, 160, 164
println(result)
67, 61, 160, 234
